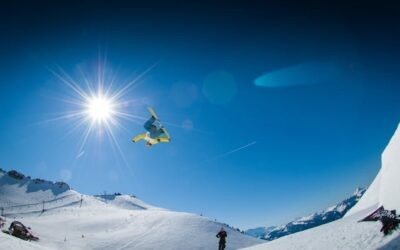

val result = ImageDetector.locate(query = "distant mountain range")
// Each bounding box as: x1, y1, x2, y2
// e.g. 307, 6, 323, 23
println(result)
245, 188, 366, 241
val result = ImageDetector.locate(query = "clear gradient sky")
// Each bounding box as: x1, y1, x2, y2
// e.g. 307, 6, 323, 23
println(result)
1, 1, 400, 229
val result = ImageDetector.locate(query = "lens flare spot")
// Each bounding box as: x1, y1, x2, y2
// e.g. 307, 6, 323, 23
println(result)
87, 95, 114, 123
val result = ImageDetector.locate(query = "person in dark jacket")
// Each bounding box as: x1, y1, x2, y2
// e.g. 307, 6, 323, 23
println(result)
216, 227, 227, 250
380, 210, 400, 235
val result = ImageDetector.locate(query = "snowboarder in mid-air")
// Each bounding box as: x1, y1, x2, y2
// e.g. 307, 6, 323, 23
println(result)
216, 227, 227, 250
132, 107, 171, 147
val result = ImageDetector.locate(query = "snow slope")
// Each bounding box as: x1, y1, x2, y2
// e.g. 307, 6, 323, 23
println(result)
347, 122, 400, 216
241, 207, 399, 250
0, 170, 262, 250
241, 123, 400, 250
0, 169, 75, 207
93, 194, 160, 211
245, 188, 365, 240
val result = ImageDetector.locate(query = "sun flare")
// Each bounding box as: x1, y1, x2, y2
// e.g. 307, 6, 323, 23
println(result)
86, 95, 114, 123
46, 60, 156, 164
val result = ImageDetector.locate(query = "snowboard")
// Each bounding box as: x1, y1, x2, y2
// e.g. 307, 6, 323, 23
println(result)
147, 107, 159, 120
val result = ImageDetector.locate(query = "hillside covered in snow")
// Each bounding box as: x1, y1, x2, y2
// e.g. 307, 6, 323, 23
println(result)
246, 188, 366, 240
242, 123, 400, 250
0, 169, 262, 250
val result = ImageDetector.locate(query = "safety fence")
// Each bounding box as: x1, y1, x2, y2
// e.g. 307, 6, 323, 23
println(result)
0, 193, 84, 217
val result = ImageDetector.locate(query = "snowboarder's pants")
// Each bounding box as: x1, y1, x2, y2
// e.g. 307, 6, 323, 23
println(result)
219, 241, 226, 250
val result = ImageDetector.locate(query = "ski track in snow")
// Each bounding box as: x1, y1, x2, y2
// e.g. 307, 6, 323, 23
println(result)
0, 171, 262, 250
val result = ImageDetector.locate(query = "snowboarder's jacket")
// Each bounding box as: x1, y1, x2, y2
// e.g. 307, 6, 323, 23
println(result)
380, 211, 400, 235
216, 229, 227, 242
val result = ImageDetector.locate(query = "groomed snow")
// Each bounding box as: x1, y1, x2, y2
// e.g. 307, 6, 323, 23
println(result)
0, 171, 262, 250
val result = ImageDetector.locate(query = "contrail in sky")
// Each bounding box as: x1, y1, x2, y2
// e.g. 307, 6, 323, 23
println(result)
76, 151, 85, 159
210, 141, 257, 161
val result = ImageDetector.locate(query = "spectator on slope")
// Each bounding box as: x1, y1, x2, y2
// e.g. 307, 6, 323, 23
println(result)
216, 227, 227, 250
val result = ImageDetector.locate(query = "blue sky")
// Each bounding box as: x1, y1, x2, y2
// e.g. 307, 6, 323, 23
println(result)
1, 1, 400, 229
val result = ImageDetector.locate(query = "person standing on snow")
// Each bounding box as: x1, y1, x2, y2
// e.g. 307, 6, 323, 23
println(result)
216, 227, 227, 250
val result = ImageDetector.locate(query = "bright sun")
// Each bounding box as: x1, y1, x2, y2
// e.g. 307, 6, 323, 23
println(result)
48, 59, 155, 152
86, 95, 115, 123
49, 60, 154, 161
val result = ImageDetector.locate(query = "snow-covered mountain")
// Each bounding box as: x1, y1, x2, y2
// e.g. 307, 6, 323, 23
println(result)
245, 188, 365, 240
241, 123, 400, 250
0, 168, 262, 250
245, 226, 276, 239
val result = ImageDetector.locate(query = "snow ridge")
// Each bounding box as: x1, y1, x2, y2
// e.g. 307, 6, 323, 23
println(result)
245, 188, 365, 240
